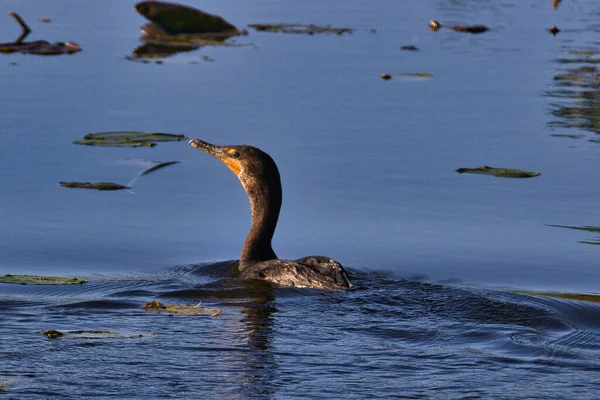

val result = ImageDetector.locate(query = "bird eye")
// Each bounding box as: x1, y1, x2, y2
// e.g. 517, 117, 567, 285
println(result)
231, 151, 240, 158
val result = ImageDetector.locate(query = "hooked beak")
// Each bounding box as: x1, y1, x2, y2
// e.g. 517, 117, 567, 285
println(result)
189, 139, 241, 175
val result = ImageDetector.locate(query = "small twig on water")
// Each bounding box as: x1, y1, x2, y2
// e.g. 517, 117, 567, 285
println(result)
9, 11, 31, 43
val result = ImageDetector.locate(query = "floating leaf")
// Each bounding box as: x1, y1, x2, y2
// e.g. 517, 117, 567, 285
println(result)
38, 329, 157, 339
429, 20, 489, 34
135, 1, 240, 34
380, 72, 433, 80
143, 300, 221, 316
248, 23, 352, 35
547, 224, 600, 233
456, 166, 540, 178
0, 274, 87, 285
73, 131, 186, 147
60, 182, 131, 191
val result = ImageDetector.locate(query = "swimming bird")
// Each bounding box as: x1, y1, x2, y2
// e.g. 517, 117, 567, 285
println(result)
189, 139, 353, 290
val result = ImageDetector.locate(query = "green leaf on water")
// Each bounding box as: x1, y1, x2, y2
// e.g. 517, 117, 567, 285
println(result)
73, 131, 186, 147
456, 165, 540, 178
0, 275, 87, 285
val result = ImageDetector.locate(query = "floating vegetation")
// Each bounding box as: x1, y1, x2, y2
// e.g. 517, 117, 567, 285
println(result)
139, 161, 180, 177
456, 166, 541, 178
127, 160, 180, 186
0, 11, 82, 56
248, 23, 352, 35
143, 300, 222, 316
59, 182, 131, 191
135, 1, 240, 35
0, 274, 87, 285
73, 131, 186, 147
61, 159, 181, 192
400, 45, 418, 51
547, 224, 600, 246
549, 25, 560, 36
133, 1, 246, 59
547, 224, 600, 233
38, 329, 157, 339
515, 290, 600, 303
380, 72, 434, 80
429, 20, 489, 34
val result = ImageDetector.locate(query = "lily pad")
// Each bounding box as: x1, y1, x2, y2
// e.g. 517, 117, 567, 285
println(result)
248, 23, 352, 35
456, 165, 540, 178
38, 329, 157, 339
143, 300, 221, 316
60, 182, 131, 191
135, 1, 240, 34
0, 274, 87, 285
73, 131, 186, 147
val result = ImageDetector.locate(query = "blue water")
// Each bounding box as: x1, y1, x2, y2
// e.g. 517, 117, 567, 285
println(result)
1, 0, 600, 398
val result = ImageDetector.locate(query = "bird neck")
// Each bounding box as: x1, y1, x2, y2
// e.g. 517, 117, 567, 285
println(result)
239, 171, 282, 269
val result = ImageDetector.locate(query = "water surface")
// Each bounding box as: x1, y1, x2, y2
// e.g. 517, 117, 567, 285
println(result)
1, 0, 600, 398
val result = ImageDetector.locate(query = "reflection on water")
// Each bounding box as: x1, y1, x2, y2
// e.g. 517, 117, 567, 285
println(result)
547, 50, 600, 140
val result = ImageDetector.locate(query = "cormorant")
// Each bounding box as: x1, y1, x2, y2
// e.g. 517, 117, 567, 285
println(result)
189, 139, 353, 290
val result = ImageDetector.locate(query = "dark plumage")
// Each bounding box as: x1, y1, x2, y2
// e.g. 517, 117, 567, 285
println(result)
189, 139, 352, 290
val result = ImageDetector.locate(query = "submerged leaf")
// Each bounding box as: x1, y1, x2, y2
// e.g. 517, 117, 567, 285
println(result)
0, 275, 87, 285
143, 300, 221, 316
38, 329, 157, 339
73, 131, 186, 147
60, 182, 131, 191
456, 166, 540, 178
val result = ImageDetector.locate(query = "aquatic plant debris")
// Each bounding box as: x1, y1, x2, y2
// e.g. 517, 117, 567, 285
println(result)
514, 290, 600, 303
143, 300, 222, 316
38, 329, 157, 339
0, 274, 87, 285
73, 131, 186, 147
59, 182, 131, 191
135, 1, 241, 35
381, 72, 434, 80
248, 23, 353, 35
547, 224, 600, 233
139, 161, 180, 177
456, 166, 540, 178
429, 20, 489, 34
0, 11, 82, 56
